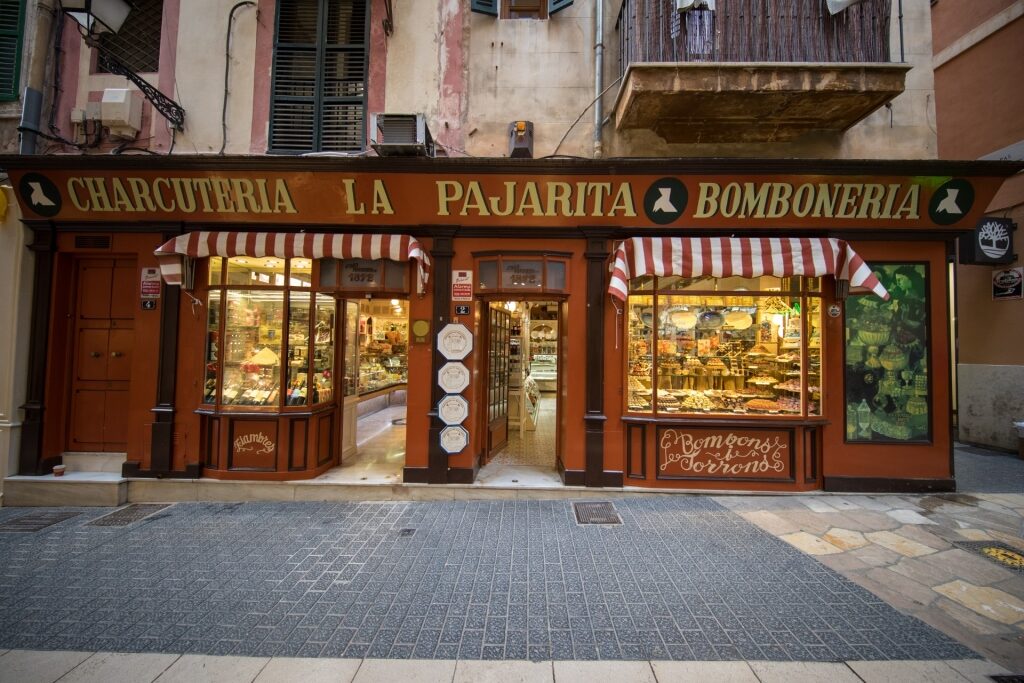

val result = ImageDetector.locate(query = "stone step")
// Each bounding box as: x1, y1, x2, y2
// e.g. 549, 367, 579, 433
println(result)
2, 473, 127, 506
61, 452, 127, 474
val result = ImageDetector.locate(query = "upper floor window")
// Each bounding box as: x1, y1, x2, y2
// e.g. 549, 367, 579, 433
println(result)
270, 0, 368, 154
471, 0, 573, 19
97, 0, 163, 73
0, 0, 26, 101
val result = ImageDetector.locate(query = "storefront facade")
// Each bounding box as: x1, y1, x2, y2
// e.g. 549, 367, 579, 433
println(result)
3, 155, 1019, 493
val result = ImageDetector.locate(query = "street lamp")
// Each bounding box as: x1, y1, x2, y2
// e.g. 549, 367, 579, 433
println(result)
61, 0, 131, 35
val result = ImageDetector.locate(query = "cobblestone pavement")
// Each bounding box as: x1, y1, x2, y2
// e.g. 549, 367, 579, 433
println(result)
953, 442, 1024, 493
0, 498, 974, 663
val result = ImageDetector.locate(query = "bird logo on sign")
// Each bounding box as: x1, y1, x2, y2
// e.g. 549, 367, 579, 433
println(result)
643, 178, 687, 225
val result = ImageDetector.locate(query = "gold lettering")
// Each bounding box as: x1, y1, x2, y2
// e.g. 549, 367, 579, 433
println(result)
231, 179, 263, 214
587, 182, 612, 217
881, 184, 901, 219
85, 178, 112, 212
342, 178, 365, 214
892, 184, 919, 220
371, 180, 393, 215
792, 184, 814, 217
739, 183, 770, 219
693, 183, 720, 218
436, 181, 462, 216
193, 179, 215, 212
574, 182, 588, 216
67, 178, 89, 211
857, 184, 886, 219
460, 181, 490, 216
546, 182, 573, 216
272, 179, 297, 214
172, 178, 196, 213
836, 184, 862, 219
608, 183, 636, 217
767, 183, 793, 218
212, 178, 236, 212
126, 178, 156, 212
109, 178, 136, 212
488, 182, 516, 217
516, 182, 543, 216
812, 183, 840, 218
152, 178, 175, 211
720, 183, 742, 218
255, 178, 272, 212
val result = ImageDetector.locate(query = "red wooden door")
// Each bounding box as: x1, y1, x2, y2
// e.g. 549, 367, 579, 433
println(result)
68, 258, 136, 452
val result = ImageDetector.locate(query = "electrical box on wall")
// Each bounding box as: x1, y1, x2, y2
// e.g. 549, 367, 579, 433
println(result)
100, 88, 142, 140
508, 120, 534, 158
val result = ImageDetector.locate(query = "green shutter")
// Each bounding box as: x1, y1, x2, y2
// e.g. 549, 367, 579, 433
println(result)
0, 0, 25, 101
548, 0, 573, 14
471, 0, 498, 16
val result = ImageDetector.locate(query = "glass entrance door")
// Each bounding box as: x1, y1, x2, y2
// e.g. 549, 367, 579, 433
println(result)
486, 305, 512, 458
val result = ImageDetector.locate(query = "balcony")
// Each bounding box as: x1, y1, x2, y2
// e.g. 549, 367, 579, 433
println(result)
613, 0, 910, 143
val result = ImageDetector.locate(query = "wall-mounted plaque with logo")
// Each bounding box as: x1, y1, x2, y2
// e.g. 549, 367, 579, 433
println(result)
438, 394, 470, 426
437, 323, 473, 360
959, 217, 1016, 265
440, 425, 469, 454
438, 362, 470, 394
993, 267, 1024, 300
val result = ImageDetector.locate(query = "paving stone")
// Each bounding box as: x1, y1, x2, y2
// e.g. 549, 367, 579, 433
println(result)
887, 509, 938, 526
0, 649, 93, 683
748, 661, 862, 682
454, 659, 553, 682
58, 652, 180, 683
651, 660, 758, 681
934, 580, 1024, 625
553, 660, 654, 682
353, 659, 456, 683
956, 529, 994, 541
739, 511, 801, 535
822, 528, 869, 551
943, 658, 1013, 683
864, 531, 939, 558
153, 655, 270, 682
779, 532, 843, 556
923, 549, 1017, 586
846, 659, 973, 682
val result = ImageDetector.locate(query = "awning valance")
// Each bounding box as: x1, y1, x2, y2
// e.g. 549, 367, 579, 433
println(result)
608, 237, 888, 301
155, 232, 431, 293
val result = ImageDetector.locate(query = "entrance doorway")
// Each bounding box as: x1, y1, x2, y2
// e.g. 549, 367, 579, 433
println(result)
67, 257, 136, 452
330, 297, 409, 483
479, 300, 562, 485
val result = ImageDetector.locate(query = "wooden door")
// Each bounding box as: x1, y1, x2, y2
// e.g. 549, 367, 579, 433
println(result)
485, 305, 511, 459
68, 258, 136, 452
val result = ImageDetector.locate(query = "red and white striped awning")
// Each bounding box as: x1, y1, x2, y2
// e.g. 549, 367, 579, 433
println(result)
155, 232, 431, 293
608, 237, 888, 300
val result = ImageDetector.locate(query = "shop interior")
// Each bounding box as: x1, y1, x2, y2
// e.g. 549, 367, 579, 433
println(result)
477, 300, 562, 486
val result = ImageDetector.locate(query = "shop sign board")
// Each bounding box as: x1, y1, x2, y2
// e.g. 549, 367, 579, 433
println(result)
140, 267, 161, 299
437, 323, 473, 360
452, 270, 473, 301
960, 217, 1016, 265
992, 267, 1023, 300
440, 425, 469, 454
6, 163, 1016, 232
656, 426, 793, 481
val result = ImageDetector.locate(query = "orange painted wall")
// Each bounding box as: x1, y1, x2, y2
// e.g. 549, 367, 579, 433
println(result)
931, 0, 1017, 54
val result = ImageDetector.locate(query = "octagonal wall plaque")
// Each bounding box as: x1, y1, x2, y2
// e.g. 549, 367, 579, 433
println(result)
438, 362, 470, 394
438, 394, 470, 426
440, 425, 469, 454
437, 323, 473, 361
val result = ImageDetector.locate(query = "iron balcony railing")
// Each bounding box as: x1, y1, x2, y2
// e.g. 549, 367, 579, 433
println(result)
617, 0, 894, 78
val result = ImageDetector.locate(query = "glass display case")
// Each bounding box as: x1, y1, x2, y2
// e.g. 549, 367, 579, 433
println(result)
527, 319, 558, 392
625, 275, 822, 416
357, 300, 409, 395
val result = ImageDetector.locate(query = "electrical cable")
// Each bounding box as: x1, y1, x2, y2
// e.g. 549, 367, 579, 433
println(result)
220, 1, 256, 155
549, 74, 623, 158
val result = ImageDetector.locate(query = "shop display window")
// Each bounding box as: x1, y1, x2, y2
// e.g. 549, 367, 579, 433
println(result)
320, 258, 409, 293
205, 256, 332, 410
476, 255, 570, 293
357, 299, 409, 394
626, 276, 822, 416
342, 301, 359, 396
844, 264, 929, 443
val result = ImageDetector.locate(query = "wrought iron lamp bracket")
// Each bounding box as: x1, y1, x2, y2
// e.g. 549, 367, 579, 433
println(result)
93, 44, 186, 131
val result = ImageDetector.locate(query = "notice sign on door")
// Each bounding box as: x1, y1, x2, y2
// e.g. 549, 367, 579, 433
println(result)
140, 267, 161, 299
993, 267, 1024, 300
452, 270, 473, 302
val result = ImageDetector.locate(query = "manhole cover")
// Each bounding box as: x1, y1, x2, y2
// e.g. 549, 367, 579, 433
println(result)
956, 541, 1024, 573
0, 511, 80, 533
573, 502, 621, 525
88, 504, 170, 527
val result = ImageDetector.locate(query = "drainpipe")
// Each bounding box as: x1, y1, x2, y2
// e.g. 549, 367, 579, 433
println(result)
20, 0, 56, 154
593, 0, 604, 158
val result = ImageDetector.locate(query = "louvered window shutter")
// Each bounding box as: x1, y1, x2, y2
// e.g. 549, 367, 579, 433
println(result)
471, 0, 499, 16
0, 0, 25, 101
548, 0, 573, 14
270, 0, 367, 153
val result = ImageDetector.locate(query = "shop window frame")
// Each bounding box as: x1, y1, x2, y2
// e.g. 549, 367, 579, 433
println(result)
841, 261, 932, 446
473, 252, 571, 295
623, 275, 824, 419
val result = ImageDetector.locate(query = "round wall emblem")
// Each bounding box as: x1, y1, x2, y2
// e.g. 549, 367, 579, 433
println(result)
440, 425, 469, 454
977, 219, 1011, 259
928, 178, 974, 226
643, 178, 687, 225
18, 173, 62, 218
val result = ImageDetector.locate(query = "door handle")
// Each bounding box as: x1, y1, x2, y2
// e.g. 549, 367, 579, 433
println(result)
110, 351, 123, 358
90, 351, 101, 358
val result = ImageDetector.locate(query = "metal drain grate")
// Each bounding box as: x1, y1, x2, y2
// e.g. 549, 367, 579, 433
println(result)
956, 541, 1024, 574
990, 676, 1024, 682
573, 502, 622, 525
0, 511, 80, 533
88, 504, 171, 527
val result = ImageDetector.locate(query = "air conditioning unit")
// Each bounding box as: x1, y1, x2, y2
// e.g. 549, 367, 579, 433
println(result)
100, 88, 141, 140
370, 113, 435, 157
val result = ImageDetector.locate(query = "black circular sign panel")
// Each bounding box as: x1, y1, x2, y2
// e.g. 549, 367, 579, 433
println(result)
928, 178, 974, 226
18, 173, 62, 218
643, 178, 687, 225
